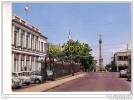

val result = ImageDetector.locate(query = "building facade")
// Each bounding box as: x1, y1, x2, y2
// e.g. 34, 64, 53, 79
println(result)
12, 15, 48, 72
114, 49, 131, 72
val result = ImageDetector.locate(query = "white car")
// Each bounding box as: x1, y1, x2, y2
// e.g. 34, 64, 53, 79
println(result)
18, 71, 31, 85
12, 72, 22, 89
119, 69, 127, 78
30, 71, 42, 84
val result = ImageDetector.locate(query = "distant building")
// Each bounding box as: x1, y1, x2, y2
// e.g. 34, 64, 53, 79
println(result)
114, 49, 131, 72
12, 15, 48, 72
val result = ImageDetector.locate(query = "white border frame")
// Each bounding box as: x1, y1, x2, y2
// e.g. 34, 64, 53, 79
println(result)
1, 0, 133, 98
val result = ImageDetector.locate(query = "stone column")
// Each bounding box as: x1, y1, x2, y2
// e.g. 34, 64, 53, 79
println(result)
12, 53, 14, 72
12, 25, 14, 45
18, 54, 21, 72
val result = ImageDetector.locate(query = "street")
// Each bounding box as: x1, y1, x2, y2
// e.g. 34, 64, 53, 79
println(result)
46, 72, 131, 92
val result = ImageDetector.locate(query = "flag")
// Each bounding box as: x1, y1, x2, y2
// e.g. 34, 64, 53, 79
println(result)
68, 31, 73, 41
24, 4, 29, 14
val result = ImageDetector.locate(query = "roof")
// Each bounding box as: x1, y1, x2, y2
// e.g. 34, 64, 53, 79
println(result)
12, 15, 48, 39
114, 49, 131, 55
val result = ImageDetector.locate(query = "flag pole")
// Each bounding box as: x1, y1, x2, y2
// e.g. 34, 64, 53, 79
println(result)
24, 4, 29, 22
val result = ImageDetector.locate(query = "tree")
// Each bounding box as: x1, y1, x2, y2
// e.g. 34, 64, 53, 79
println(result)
62, 40, 94, 72
48, 43, 62, 58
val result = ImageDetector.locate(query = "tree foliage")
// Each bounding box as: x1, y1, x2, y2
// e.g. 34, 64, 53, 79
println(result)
48, 40, 94, 72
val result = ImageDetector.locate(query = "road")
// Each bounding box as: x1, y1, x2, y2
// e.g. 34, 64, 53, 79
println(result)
46, 72, 131, 92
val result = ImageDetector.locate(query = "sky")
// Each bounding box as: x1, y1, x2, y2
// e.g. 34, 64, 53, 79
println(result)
12, 3, 132, 65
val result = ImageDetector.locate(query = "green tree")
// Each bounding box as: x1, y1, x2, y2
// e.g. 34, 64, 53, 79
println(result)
62, 40, 94, 72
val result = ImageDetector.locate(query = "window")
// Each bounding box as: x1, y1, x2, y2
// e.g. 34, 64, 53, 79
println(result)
35, 57, 39, 71
117, 56, 128, 61
44, 43, 47, 53
41, 42, 43, 52
14, 31, 17, 47
14, 54, 19, 72
35, 36, 38, 51
26, 56, 30, 71
14, 27, 19, 47
21, 55, 24, 71
31, 56, 34, 71
26, 33, 29, 49
31, 35, 34, 50
21, 30, 25, 48
39, 41, 40, 51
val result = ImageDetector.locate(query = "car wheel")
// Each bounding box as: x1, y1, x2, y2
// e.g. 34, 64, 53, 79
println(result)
35, 79, 41, 84
18, 86, 22, 88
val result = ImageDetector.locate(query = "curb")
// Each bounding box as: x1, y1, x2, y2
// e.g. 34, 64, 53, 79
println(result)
15, 72, 86, 92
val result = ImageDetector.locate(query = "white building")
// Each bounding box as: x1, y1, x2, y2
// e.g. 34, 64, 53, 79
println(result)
12, 15, 48, 72
114, 49, 131, 72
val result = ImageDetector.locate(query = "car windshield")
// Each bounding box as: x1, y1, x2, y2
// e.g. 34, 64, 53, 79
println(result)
18, 73, 23, 76
12, 73, 17, 77
31, 71, 41, 75
22, 72, 30, 76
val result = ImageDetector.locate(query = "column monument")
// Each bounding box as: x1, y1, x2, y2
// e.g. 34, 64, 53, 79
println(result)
98, 33, 105, 71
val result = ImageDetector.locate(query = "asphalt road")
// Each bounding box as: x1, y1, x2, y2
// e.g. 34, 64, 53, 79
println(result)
46, 72, 131, 92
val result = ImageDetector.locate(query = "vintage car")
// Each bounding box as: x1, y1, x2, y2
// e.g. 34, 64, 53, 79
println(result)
19, 71, 31, 85
12, 72, 22, 89
119, 69, 127, 78
30, 71, 42, 84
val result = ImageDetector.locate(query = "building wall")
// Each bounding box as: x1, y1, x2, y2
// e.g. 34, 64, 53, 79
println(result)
12, 15, 47, 72
114, 51, 131, 71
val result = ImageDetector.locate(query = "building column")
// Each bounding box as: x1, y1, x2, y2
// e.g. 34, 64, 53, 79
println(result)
24, 31, 27, 48
18, 29, 21, 47
18, 54, 21, 72
12, 53, 14, 72
12, 25, 14, 45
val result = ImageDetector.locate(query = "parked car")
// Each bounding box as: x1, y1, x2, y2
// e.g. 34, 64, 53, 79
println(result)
127, 69, 131, 81
119, 69, 127, 78
30, 71, 42, 84
47, 70, 55, 81
12, 72, 22, 89
19, 71, 31, 85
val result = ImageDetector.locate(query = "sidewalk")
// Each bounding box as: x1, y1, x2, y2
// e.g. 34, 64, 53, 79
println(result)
14, 72, 87, 92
